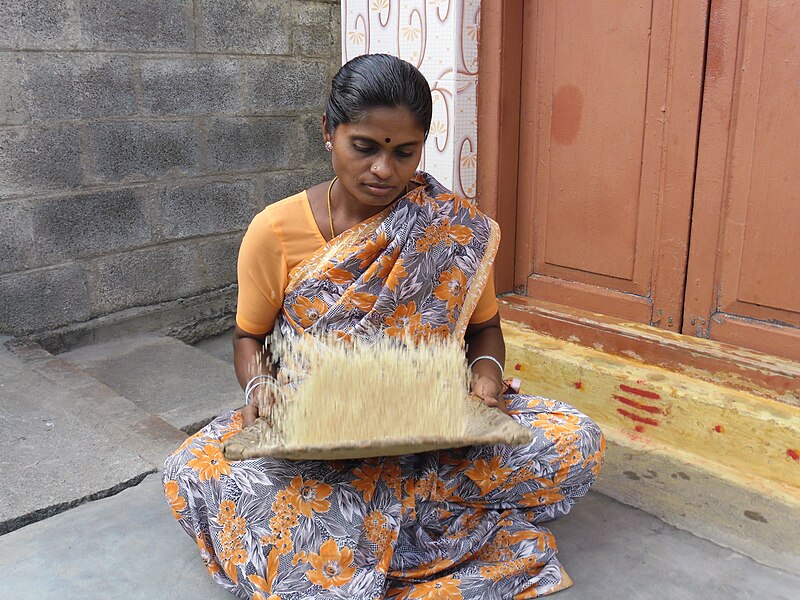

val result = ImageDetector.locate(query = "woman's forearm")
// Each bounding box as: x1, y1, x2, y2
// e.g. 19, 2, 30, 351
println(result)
464, 312, 506, 406
233, 326, 272, 390
465, 313, 505, 378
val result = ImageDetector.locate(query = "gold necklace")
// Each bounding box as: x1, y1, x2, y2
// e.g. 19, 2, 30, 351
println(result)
327, 176, 338, 239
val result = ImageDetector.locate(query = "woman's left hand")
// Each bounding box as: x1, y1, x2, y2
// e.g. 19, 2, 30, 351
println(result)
470, 372, 505, 409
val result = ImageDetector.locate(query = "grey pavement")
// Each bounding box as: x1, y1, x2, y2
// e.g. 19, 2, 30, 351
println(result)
0, 340, 155, 535
60, 333, 242, 434
2, 330, 799, 598
1, 474, 798, 599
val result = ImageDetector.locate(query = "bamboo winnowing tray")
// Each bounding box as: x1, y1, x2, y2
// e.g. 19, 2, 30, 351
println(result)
222, 399, 532, 461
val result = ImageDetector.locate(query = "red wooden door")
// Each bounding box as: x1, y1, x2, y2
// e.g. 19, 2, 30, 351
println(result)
683, 0, 800, 360
512, 1, 708, 332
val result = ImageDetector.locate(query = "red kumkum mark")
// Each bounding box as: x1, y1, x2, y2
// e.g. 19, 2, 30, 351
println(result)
788, 449, 800, 462
617, 408, 659, 426
713, 425, 724, 433
613, 395, 662, 414
574, 381, 583, 390
514, 363, 522, 371
619, 384, 660, 400
635, 425, 646, 433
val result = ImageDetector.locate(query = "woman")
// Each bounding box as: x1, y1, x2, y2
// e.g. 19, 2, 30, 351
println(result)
163, 54, 604, 599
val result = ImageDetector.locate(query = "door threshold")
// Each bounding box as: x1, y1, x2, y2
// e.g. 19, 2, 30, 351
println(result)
498, 294, 799, 406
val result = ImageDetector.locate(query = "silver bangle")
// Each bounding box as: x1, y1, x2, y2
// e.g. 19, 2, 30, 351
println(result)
468, 355, 504, 378
244, 375, 270, 403
245, 377, 283, 406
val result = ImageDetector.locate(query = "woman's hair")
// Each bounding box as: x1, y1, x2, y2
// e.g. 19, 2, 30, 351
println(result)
325, 54, 433, 137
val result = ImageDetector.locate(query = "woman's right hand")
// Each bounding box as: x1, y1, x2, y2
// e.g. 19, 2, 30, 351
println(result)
241, 401, 259, 427
241, 383, 281, 428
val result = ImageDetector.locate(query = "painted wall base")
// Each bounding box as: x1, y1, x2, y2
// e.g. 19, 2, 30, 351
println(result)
502, 320, 800, 574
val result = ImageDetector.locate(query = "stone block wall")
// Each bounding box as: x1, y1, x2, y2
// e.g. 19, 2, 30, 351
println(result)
0, 0, 340, 341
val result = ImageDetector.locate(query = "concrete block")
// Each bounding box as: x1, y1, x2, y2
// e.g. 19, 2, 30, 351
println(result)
196, 234, 241, 288
198, 0, 290, 55
31, 188, 153, 265
0, 126, 82, 199
158, 179, 254, 239
293, 1, 340, 57
12, 53, 136, 121
0, 55, 26, 125
33, 286, 237, 355
206, 117, 293, 172
0, 266, 90, 336
301, 112, 328, 164
259, 165, 333, 209
86, 243, 202, 316
87, 120, 199, 183
79, 0, 192, 51
246, 59, 329, 111
0, 201, 34, 275
140, 57, 242, 116
0, 0, 75, 49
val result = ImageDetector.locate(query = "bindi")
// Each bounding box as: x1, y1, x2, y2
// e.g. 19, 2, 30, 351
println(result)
385, 137, 391, 143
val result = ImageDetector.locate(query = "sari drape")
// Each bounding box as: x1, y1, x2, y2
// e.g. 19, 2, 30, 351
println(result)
163, 174, 605, 599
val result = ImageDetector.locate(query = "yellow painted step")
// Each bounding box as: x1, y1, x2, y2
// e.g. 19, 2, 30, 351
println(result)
502, 319, 800, 573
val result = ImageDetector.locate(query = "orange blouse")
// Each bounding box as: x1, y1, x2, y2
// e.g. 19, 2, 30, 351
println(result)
236, 191, 499, 335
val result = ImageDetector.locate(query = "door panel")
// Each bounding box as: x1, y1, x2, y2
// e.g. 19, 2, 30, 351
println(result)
684, 0, 800, 360
515, 1, 707, 330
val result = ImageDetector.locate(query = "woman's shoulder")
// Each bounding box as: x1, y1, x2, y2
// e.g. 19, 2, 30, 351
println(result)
247, 190, 311, 235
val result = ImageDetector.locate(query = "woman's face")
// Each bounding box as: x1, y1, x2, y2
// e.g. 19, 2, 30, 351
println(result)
323, 106, 426, 208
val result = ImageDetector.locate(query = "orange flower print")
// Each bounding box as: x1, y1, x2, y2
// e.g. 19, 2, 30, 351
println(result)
218, 499, 237, 523
434, 266, 467, 311
363, 509, 388, 544
285, 476, 332, 518
375, 529, 398, 574
520, 488, 566, 507
305, 539, 357, 589
351, 463, 382, 502
357, 231, 388, 268
249, 547, 281, 598
323, 265, 355, 285
415, 219, 474, 253
186, 443, 231, 481
350, 292, 377, 312
408, 575, 463, 600
293, 296, 328, 328
164, 480, 186, 519
582, 433, 606, 476
386, 259, 408, 291
195, 534, 220, 576
452, 195, 479, 218
407, 187, 434, 206
365, 245, 400, 283
465, 456, 512, 496
446, 223, 473, 245
385, 302, 422, 337
219, 410, 244, 442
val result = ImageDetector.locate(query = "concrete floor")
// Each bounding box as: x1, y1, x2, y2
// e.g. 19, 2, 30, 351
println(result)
1, 474, 798, 600
3, 331, 798, 599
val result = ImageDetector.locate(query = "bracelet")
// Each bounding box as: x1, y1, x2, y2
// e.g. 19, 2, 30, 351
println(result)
244, 375, 270, 403
468, 355, 504, 378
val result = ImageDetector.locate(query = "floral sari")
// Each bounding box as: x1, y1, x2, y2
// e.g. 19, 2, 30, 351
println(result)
163, 173, 605, 599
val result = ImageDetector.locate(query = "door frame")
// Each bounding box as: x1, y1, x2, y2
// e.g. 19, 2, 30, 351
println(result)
476, 0, 524, 294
